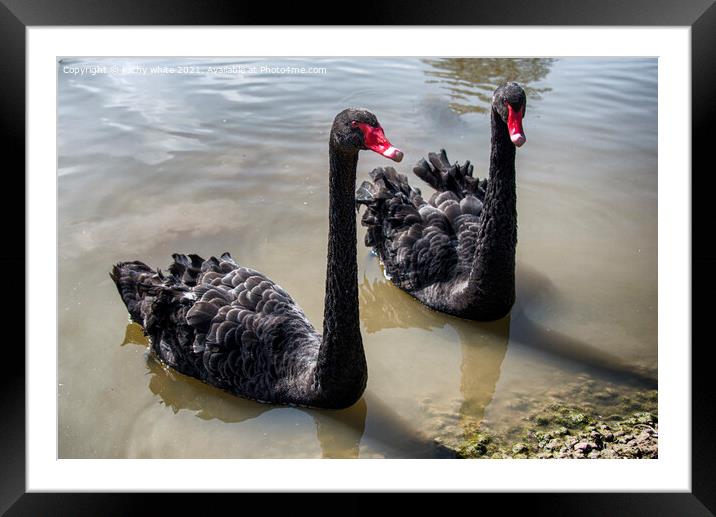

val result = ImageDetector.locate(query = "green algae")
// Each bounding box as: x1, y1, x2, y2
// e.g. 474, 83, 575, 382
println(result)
456, 390, 658, 459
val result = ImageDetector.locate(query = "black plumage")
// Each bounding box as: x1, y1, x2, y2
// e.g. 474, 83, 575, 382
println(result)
111, 253, 318, 404
110, 108, 402, 409
357, 83, 527, 321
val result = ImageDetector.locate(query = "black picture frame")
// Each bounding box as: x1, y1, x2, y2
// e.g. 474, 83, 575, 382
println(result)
2, 1, 713, 514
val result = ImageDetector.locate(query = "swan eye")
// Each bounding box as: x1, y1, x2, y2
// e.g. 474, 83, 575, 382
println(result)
351, 120, 358, 127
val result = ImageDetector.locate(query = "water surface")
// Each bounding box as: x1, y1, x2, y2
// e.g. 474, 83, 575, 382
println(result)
58, 57, 657, 458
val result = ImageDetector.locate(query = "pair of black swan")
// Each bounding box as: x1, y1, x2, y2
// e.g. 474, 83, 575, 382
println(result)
110, 83, 527, 409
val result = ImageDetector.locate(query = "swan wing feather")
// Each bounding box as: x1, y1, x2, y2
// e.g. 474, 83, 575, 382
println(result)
357, 166, 467, 292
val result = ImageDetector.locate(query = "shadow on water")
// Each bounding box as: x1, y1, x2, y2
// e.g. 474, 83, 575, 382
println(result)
120, 323, 455, 458
512, 264, 658, 389
422, 58, 555, 114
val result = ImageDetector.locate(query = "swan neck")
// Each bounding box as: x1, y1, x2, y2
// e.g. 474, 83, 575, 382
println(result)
467, 108, 517, 317
314, 141, 366, 406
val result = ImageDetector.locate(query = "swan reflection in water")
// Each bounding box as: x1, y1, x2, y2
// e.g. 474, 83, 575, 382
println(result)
120, 323, 455, 459
358, 253, 657, 436
358, 256, 510, 429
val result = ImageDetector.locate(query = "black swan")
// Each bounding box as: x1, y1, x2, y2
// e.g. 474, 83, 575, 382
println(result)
110, 108, 403, 409
356, 82, 526, 321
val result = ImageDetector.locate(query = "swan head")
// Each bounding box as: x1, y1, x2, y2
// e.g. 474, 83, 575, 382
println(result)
493, 82, 527, 147
331, 108, 403, 162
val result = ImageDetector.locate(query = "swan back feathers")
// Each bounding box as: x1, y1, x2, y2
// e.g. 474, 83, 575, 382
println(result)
356, 150, 486, 294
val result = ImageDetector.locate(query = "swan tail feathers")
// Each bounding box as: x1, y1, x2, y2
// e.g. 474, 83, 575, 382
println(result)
110, 261, 167, 325
413, 149, 485, 201
111, 251, 240, 324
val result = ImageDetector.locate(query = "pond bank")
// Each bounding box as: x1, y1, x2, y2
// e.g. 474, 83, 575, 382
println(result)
455, 406, 658, 459
432, 373, 658, 459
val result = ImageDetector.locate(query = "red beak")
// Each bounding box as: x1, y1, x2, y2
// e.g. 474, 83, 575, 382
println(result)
507, 104, 526, 147
356, 122, 403, 162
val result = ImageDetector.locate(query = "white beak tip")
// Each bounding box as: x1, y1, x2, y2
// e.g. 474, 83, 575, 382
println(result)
383, 146, 404, 162
511, 134, 526, 147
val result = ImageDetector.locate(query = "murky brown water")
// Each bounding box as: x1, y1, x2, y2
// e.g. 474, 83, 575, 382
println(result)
58, 57, 657, 458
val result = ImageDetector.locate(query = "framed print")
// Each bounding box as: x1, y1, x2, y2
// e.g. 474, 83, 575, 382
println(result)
3, 0, 714, 513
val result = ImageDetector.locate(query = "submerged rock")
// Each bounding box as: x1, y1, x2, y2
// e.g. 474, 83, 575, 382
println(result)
574, 441, 592, 454
512, 443, 528, 454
